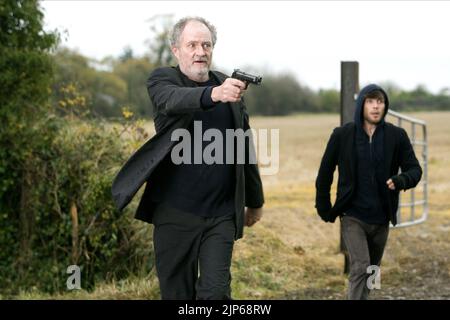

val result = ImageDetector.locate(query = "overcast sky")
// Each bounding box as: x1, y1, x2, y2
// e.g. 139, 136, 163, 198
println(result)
41, 1, 450, 94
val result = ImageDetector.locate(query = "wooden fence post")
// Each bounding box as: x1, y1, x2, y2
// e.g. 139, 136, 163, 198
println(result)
340, 61, 359, 274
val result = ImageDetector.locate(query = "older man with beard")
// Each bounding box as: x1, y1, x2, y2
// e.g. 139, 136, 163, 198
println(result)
112, 16, 264, 300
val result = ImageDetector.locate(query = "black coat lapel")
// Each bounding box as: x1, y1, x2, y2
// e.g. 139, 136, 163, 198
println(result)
211, 71, 244, 130
350, 127, 356, 180
343, 124, 356, 180
229, 102, 244, 129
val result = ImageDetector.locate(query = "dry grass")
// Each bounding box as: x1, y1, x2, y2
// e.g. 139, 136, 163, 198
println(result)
242, 111, 450, 299
14, 273, 160, 300
13, 111, 450, 300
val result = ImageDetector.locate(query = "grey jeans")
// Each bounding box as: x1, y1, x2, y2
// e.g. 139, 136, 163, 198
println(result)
341, 215, 389, 300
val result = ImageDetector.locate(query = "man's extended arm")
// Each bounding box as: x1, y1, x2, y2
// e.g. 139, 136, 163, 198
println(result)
147, 67, 246, 116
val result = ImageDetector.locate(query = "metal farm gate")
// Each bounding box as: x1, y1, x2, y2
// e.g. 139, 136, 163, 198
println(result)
386, 110, 428, 227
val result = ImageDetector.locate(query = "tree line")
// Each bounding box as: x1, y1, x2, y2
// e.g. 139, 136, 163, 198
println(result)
51, 47, 450, 119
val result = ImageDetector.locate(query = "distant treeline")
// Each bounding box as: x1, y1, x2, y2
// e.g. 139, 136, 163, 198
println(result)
51, 47, 450, 119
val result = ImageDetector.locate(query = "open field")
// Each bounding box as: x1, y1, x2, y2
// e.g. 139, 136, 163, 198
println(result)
15, 111, 450, 300
241, 111, 450, 299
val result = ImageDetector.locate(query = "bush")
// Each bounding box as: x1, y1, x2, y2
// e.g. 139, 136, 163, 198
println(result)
0, 0, 154, 296
0, 115, 155, 295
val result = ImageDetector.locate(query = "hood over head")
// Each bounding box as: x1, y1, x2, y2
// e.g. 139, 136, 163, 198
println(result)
354, 84, 389, 128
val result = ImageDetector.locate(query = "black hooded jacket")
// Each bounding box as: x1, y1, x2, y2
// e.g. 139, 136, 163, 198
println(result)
315, 84, 422, 225
346, 84, 389, 224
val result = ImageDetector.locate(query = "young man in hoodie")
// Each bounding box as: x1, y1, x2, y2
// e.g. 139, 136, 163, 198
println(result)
315, 84, 422, 299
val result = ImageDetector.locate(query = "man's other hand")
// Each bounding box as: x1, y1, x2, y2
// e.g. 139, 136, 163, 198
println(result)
386, 178, 396, 190
244, 207, 263, 227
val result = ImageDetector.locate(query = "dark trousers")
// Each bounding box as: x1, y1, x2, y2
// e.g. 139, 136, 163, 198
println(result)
341, 215, 389, 300
152, 202, 236, 300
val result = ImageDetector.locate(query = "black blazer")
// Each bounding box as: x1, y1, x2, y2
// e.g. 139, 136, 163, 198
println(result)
315, 122, 422, 225
111, 66, 264, 239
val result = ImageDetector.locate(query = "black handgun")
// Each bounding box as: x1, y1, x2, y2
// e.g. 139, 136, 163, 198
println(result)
231, 69, 262, 88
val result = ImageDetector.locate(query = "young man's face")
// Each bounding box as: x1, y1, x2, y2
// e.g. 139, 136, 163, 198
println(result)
171, 20, 213, 82
363, 97, 385, 125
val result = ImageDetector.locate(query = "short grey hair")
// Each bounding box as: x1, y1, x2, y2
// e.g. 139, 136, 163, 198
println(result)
170, 16, 217, 48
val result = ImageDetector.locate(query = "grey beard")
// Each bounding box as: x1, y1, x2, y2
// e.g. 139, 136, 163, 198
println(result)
196, 68, 208, 76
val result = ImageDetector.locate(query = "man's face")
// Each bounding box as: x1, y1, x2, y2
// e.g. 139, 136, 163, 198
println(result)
171, 20, 213, 82
363, 97, 385, 125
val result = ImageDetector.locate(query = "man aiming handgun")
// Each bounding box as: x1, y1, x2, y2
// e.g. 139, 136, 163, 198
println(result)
210, 69, 261, 101
112, 16, 264, 300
